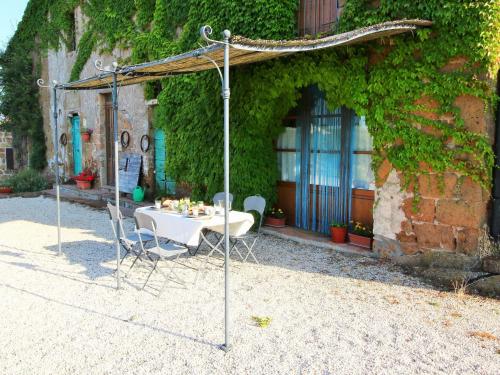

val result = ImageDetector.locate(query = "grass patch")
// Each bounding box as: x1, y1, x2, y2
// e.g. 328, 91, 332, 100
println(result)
252, 316, 272, 328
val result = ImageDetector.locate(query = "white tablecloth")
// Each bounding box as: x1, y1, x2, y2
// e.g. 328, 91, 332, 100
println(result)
135, 207, 254, 247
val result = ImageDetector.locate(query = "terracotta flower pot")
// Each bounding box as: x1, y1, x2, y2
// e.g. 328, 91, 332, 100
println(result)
348, 233, 373, 249
76, 180, 92, 190
264, 216, 285, 228
81, 132, 91, 142
330, 226, 347, 243
0, 186, 13, 194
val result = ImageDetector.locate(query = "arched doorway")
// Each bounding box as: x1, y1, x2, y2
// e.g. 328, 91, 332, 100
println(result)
276, 86, 374, 233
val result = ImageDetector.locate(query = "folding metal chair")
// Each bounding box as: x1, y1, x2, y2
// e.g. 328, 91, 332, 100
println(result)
229, 195, 266, 263
189, 191, 235, 256
106, 202, 153, 268
134, 211, 188, 294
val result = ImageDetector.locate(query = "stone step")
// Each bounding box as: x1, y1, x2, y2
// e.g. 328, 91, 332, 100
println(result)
482, 256, 500, 274
59, 185, 103, 201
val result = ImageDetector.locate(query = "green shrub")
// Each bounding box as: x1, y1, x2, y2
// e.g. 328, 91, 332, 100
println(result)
7, 169, 49, 193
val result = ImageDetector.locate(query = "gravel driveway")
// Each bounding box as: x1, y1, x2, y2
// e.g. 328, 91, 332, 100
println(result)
0, 196, 499, 374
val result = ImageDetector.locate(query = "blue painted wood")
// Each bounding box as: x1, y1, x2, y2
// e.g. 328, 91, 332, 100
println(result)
118, 153, 142, 193
71, 116, 82, 175
154, 129, 175, 194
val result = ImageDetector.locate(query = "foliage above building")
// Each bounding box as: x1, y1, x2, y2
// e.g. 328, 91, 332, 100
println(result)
0, 0, 498, 205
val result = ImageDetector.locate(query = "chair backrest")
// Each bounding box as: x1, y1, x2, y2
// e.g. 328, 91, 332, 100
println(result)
107, 202, 126, 239
134, 211, 157, 233
213, 192, 233, 205
107, 202, 123, 221
244, 195, 266, 230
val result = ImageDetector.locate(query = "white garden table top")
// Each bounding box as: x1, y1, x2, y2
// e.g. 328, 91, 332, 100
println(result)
135, 206, 254, 247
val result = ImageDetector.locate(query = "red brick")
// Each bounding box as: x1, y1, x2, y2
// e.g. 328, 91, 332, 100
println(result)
440, 56, 468, 73
458, 176, 485, 202
418, 173, 457, 199
435, 200, 487, 228
397, 232, 417, 243
455, 227, 480, 255
414, 223, 455, 250
400, 220, 413, 234
454, 95, 487, 134
401, 242, 420, 255
376, 159, 392, 187
402, 197, 435, 222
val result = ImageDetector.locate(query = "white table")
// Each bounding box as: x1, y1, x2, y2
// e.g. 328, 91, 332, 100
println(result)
135, 206, 254, 247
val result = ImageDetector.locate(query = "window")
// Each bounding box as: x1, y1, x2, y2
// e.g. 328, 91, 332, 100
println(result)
298, 0, 340, 36
351, 116, 375, 190
276, 121, 297, 182
6, 148, 14, 170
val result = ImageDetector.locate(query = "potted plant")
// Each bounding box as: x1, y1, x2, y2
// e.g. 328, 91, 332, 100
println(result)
0, 182, 13, 194
73, 158, 97, 189
348, 221, 373, 249
264, 207, 286, 228
330, 222, 347, 243
81, 128, 93, 142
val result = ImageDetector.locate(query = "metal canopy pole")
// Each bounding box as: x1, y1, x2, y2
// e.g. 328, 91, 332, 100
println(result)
112, 71, 121, 290
199, 25, 232, 352
37, 79, 62, 256
222, 29, 231, 353
53, 85, 62, 256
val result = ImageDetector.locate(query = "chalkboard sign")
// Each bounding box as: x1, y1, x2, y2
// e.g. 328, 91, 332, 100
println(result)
118, 153, 142, 193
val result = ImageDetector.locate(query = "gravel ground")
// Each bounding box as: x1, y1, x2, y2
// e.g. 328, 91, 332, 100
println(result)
0, 196, 499, 375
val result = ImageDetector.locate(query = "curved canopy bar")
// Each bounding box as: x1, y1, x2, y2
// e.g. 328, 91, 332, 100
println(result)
58, 19, 431, 91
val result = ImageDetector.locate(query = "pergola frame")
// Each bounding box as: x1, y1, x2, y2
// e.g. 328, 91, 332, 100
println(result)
37, 20, 431, 351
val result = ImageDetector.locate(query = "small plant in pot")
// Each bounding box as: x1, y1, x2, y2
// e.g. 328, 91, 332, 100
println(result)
330, 222, 347, 243
0, 182, 13, 194
264, 207, 286, 228
81, 128, 93, 142
348, 221, 373, 249
73, 158, 97, 190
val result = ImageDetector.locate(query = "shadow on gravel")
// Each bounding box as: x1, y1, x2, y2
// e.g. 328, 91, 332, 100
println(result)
0, 282, 219, 349
0, 196, 433, 291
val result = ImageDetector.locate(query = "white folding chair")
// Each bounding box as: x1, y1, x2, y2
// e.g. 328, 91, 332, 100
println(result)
134, 212, 188, 294
212, 191, 234, 206
106, 202, 153, 268
229, 195, 266, 263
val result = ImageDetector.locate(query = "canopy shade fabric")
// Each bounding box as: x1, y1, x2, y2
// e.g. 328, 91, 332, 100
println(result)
58, 19, 431, 91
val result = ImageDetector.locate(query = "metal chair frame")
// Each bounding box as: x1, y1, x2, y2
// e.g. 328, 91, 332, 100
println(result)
133, 212, 188, 294
229, 195, 266, 263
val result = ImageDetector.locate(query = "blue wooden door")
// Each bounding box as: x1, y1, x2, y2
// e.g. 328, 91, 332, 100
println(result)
154, 129, 175, 194
71, 115, 82, 175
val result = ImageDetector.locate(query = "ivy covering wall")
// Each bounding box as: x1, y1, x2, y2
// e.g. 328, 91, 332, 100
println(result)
1, 0, 498, 207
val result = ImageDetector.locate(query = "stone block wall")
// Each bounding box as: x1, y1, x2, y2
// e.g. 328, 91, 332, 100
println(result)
43, 6, 155, 190
0, 131, 14, 181
372, 57, 495, 258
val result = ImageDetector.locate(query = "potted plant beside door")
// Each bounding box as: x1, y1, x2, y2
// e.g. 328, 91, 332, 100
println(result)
348, 221, 373, 249
73, 158, 97, 190
330, 222, 347, 243
264, 207, 286, 228
81, 128, 93, 142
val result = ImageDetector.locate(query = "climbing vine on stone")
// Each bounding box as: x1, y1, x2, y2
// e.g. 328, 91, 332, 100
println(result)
1, 0, 498, 207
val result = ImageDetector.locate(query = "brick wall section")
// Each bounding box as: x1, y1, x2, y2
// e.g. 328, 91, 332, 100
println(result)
373, 56, 495, 258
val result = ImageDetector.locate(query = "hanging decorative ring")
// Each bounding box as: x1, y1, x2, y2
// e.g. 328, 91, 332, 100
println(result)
59, 133, 67, 146
120, 131, 130, 148
140, 135, 150, 152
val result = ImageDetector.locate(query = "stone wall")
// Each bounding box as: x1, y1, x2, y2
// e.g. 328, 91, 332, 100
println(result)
372, 57, 495, 258
0, 131, 14, 181
43, 6, 155, 190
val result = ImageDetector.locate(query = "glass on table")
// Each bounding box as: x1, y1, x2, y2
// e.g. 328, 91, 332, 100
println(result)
218, 199, 232, 212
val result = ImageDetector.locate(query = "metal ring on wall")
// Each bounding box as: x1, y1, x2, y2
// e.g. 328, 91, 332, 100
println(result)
140, 135, 150, 152
60, 133, 68, 146
120, 131, 130, 149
